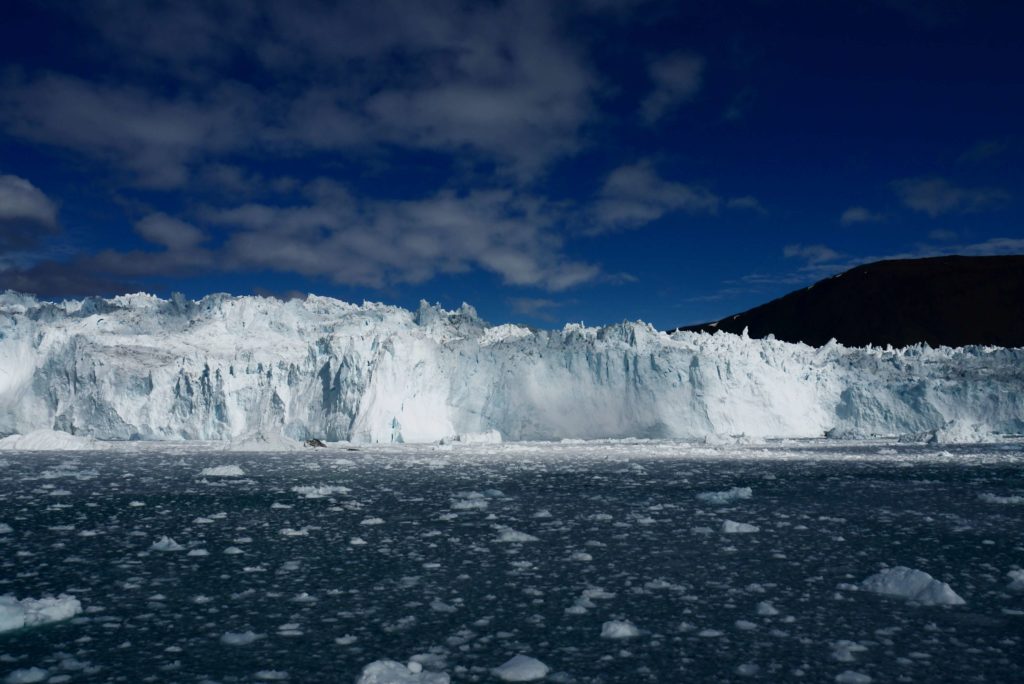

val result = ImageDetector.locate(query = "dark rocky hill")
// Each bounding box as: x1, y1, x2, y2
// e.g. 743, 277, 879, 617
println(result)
677, 255, 1024, 348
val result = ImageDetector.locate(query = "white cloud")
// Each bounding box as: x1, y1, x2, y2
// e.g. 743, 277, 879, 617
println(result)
928, 228, 957, 241
0, 174, 58, 226
198, 185, 599, 291
783, 243, 841, 264
892, 177, 1008, 217
507, 297, 564, 322
2, 1, 599, 186
135, 213, 208, 251
726, 196, 766, 214
641, 54, 705, 124
592, 160, 719, 232
840, 206, 884, 225
0, 74, 257, 188
0, 174, 60, 250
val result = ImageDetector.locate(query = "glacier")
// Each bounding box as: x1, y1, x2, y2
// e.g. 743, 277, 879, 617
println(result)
0, 291, 1021, 444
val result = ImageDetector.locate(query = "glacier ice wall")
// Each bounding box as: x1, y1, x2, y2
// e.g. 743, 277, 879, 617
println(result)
0, 291, 1021, 443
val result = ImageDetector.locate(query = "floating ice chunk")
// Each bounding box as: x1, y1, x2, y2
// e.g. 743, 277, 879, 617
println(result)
292, 485, 350, 498
756, 601, 779, 616
335, 635, 358, 645
451, 492, 488, 510
430, 600, 457, 613
927, 421, 995, 445
601, 620, 641, 639
835, 671, 872, 684
0, 523, 11, 534
200, 465, 245, 477
150, 536, 184, 552
832, 640, 868, 662
736, 664, 760, 677
254, 671, 290, 681
1007, 570, 1024, 592
697, 487, 753, 504
360, 517, 385, 526
722, 520, 759, 534
979, 493, 1024, 505
0, 429, 98, 451
187, 549, 209, 557
0, 594, 82, 633
4, 667, 48, 683
438, 430, 502, 445
356, 660, 450, 683
220, 631, 263, 645
860, 566, 965, 606
496, 528, 539, 543
491, 655, 550, 682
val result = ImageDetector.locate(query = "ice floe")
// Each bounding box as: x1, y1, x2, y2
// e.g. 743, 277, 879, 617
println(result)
860, 566, 965, 606
199, 464, 245, 477
0, 594, 82, 633
356, 660, 450, 683
491, 655, 549, 682
600, 620, 641, 639
697, 486, 753, 504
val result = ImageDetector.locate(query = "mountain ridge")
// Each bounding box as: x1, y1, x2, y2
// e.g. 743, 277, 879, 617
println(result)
677, 255, 1024, 348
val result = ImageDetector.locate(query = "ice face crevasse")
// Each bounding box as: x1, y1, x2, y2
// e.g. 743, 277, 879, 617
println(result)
0, 291, 1021, 443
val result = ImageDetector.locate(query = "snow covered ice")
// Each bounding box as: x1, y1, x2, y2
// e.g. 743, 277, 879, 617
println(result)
1, 292, 1023, 444
491, 654, 550, 681
0, 596, 81, 634
859, 566, 966, 606
0, 439, 1023, 682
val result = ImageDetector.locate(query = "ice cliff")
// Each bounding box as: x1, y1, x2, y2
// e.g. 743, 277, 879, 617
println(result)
1, 291, 1021, 444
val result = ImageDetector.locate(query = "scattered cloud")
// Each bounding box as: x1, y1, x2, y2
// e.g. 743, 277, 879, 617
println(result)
958, 139, 1008, 164
783, 243, 842, 264
955, 236, 1024, 256
591, 160, 719, 233
723, 86, 757, 122
892, 176, 1009, 217
840, 206, 884, 225
135, 213, 208, 251
726, 196, 767, 214
928, 228, 957, 241
0, 74, 257, 189
1, 1, 598, 187
507, 297, 564, 322
641, 53, 705, 124
200, 184, 600, 291
0, 174, 59, 249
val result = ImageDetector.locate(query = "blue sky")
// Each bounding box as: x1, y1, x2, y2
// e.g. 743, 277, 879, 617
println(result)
1, 0, 1021, 329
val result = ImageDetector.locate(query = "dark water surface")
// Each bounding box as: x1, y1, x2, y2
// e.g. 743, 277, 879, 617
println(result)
1, 441, 1022, 682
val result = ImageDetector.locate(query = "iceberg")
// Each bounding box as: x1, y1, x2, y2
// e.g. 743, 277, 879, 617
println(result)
860, 566, 965, 606
0, 594, 82, 633
0, 292, 1021, 445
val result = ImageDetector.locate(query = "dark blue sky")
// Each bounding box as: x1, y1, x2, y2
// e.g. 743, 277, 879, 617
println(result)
1, 0, 1021, 329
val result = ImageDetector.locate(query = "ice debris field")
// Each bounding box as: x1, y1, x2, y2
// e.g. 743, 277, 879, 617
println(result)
1, 439, 1023, 683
